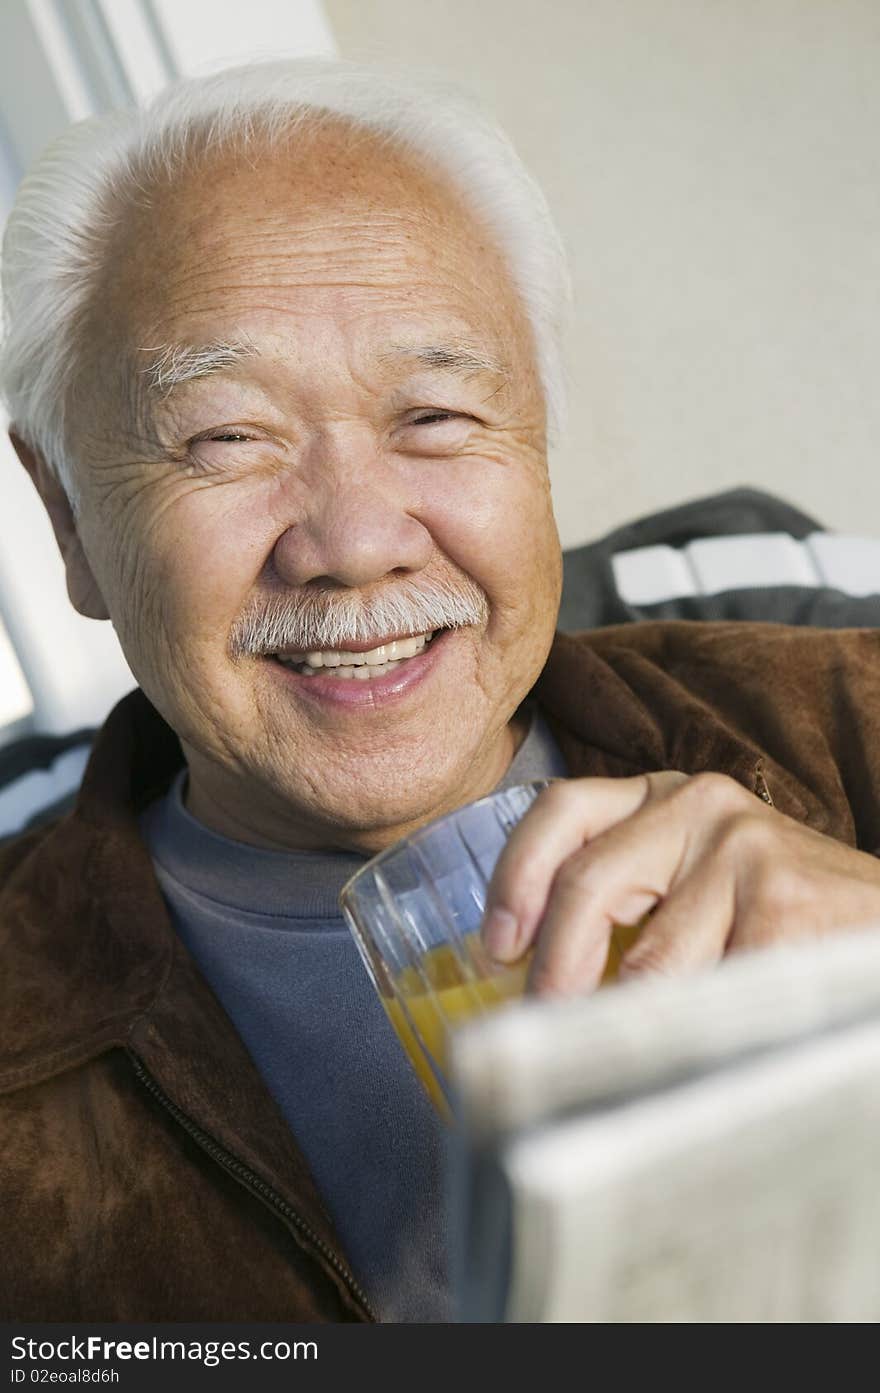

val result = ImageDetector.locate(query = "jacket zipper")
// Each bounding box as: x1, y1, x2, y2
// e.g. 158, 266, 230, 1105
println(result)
126, 1048, 377, 1322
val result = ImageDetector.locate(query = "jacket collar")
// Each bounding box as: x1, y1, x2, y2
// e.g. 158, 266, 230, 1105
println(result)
0, 686, 182, 1093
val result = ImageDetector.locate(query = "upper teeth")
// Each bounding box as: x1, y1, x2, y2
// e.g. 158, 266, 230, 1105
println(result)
278, 632, 432, 668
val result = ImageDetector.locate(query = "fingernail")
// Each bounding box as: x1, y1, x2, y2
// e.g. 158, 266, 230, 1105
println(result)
482, 907, 520, 962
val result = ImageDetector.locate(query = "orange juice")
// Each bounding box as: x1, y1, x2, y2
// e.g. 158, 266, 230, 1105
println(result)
384, 920, 645, 1115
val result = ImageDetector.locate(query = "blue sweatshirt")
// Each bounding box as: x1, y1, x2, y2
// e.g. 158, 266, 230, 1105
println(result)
138, 707, 567, 1320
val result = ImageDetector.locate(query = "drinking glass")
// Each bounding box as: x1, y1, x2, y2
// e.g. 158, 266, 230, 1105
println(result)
340, 780, 641, 1116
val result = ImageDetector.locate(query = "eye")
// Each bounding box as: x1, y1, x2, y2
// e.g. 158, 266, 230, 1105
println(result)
395, 409, 475, 456
411, 411, 459, 427
181, 429, 264, 474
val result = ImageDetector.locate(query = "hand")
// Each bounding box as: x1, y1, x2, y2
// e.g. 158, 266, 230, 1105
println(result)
481, 773, 880, 996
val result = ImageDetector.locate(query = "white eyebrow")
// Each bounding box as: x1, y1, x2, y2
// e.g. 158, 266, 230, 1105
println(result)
379, 342, 509, 381
138, 336, 506, 400
139, 337, 259, 396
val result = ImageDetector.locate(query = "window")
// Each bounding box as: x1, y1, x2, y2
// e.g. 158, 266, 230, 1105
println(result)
0, 611, 32, 735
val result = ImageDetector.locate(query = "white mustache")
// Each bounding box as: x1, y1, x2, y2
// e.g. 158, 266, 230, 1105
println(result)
229, 574, 489, 657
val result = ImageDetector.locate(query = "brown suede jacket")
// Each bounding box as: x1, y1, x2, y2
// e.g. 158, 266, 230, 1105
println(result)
2, 621, 880, 1321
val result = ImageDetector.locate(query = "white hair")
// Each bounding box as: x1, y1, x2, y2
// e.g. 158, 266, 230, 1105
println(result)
0, 58, 572, 515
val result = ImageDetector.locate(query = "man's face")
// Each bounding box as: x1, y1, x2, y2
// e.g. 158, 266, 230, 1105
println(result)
68, 123, 562, 851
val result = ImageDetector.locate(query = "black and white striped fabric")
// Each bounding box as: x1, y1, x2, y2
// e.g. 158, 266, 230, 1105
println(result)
558, 487, 880, 632
0, 730, 95, 843
3, 488, 880, 843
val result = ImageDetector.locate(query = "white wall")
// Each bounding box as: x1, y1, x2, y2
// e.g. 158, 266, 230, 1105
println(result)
325, 0, 880, 549
149, 0, 334, 73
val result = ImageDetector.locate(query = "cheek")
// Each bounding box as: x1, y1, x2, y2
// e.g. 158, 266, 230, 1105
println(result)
417, 457, 559, 614
112, 483, 270, 662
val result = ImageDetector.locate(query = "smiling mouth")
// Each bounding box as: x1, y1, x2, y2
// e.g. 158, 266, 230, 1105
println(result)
268, 630, 438, 679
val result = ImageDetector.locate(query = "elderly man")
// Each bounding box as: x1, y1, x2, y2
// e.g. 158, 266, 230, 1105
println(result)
1, 59, 880, 1324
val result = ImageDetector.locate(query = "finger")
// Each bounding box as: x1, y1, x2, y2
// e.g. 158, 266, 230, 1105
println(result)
524, 793, 699, 995
482, 772, 685, 963
617, 793, 796, 975
525, 889, 659, 997
617, 859, 737, 980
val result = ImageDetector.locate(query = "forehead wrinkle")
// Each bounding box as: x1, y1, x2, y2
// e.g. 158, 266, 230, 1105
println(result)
150, 261, 504, 337
174, 226, 423, 265
153, 250, 506, 327
159, 243, 461, 299
150, 209, 490, 305
156, 277, 425, 320
136, 198, 512, 347
159, 212, 440, 280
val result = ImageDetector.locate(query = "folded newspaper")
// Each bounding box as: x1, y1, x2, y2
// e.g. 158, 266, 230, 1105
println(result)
447, 929, 880, 1322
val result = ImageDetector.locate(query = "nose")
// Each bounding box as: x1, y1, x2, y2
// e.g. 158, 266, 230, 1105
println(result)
271, 436, 434, 589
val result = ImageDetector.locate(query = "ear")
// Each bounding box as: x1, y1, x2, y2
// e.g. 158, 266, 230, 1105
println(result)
9, 431, 111, 621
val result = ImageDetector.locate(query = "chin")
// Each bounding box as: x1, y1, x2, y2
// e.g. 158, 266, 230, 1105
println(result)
291, 766, 462, 846
322, 787, 443, 837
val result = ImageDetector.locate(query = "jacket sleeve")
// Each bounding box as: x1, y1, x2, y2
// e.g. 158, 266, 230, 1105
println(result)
584, 622, 880, 854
